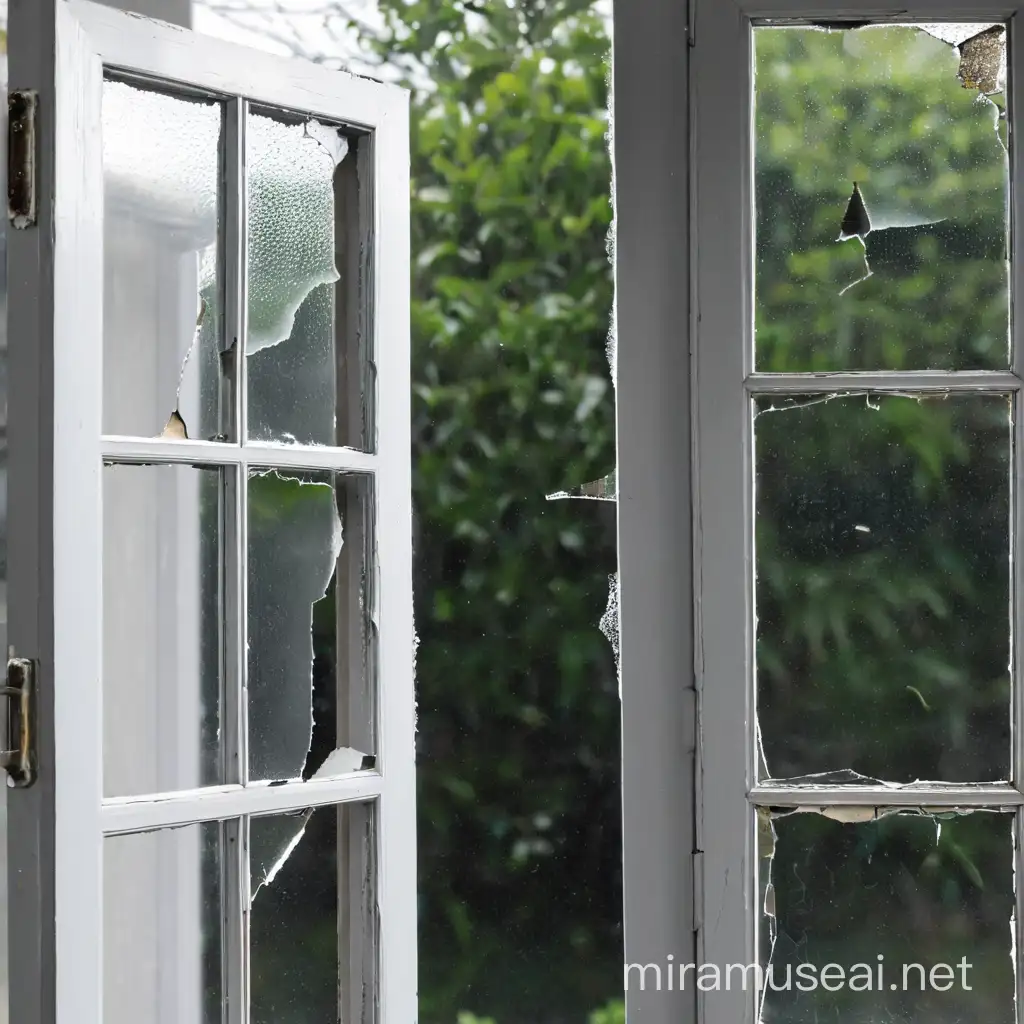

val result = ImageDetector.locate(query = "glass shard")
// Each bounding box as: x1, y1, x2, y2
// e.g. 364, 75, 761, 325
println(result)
250, 804, 376, 1024
247, 112, 365, 448
104, 823, 223, 1024
754, 25, 1009, 370
247, 471, 375, 782
759, 810, 1014, 1023
103, 464, 224, 797
250, 809, 312, 900
546, 469, 617, 502
102, 79, 225, 440
599, 572, 620, 689
754, 394, 1010, 783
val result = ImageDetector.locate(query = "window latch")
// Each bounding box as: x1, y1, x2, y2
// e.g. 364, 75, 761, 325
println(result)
1, 657, 36, 788
8, 90, 38, 230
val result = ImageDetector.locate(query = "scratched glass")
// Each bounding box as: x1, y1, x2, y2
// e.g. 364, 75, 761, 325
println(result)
754, 393, 1010, 783
754, 24, 1009, 370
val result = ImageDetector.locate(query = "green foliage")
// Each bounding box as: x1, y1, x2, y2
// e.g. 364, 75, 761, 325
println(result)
349, 2, 621, 1022
587, 1000, 625, 1024
453, 999, 623, 1024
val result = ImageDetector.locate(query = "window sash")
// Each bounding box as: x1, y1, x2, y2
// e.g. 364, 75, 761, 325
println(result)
694, 2, 1024, 1022
6, 3, 414, 1022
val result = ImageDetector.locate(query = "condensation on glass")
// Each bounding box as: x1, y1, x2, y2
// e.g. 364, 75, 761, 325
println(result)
246, 111, 369, 449
250, 803, 377, 1024
247, 470, 376, 783
754, 393, 1010, 784
101, 78, 225, 440
102, 464, 225, 797
754, 23, 1009, 371
103, 823, 223, 1024
757, 810, 1014, 1023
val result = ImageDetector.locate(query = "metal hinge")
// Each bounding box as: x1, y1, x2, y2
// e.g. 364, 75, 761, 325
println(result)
2, 657, 36, 787
8, 90, 38, 230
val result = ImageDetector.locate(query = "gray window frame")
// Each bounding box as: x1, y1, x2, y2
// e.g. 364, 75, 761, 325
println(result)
614, 2, 697, 1023
691, 2, 1024, 1023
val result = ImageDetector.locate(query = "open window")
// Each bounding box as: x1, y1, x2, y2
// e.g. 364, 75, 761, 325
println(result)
5, 2, 413, 1021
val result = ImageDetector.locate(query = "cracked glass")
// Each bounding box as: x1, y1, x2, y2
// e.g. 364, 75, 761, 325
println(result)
757, 810, 1014, 1023
754, 23, 1009, 371
250, 803, 376, 1024
102, 78, 225, 441
247, 470, 375, 783
104, 823, 223, 1024
754, 393, 1010, 784
246, 111, 367, 449
102, 464, 225, 797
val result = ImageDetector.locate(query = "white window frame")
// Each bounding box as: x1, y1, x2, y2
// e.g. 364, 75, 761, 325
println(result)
687, 2, 1024, 1023
5, 2, 415, 1022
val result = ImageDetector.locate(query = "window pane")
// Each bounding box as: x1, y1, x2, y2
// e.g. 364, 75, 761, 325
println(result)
246, 111, 368, 449
250, 803, 376, 1024
104, 823, 223, 1024
754, 393, 1010, 783
102, 78, 225, 441
758, 810, 1014, 1023
754, 24, 1009, 371
103, 464, 225, 796
247, 471, 375, 782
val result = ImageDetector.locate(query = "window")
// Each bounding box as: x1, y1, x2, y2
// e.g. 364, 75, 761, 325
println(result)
694, 2, 1021, 1022
5, 3, 413, 1021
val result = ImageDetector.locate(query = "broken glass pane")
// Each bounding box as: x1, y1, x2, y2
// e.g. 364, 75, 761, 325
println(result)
755, 394, 1010, 783
104, 823, 223, 1024
102, 78, 225, 440
247, 111, 366, 448
754, 25, 1009, 370
250, 803, 376, 1024
247, 470, 375, 782
102, 464, 224, 797
758, 810, 1013, 1023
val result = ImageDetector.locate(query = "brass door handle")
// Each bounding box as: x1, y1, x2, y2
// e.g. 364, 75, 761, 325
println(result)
1, 658, 35, 787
